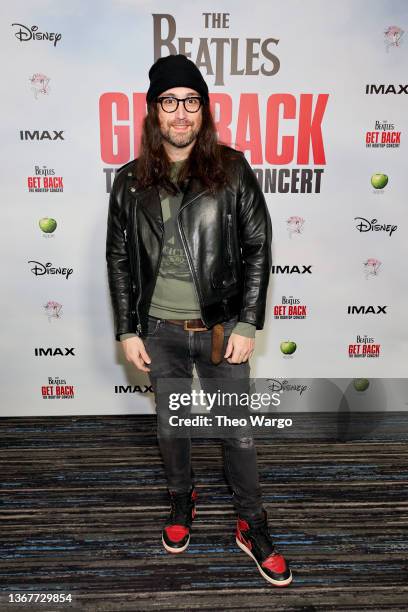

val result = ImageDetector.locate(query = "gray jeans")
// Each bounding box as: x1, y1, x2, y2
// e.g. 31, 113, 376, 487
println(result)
143, 314, 264, 519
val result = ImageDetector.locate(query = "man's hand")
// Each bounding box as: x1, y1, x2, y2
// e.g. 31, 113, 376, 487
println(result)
224, 333, 255, 364
121, 337, 152, 373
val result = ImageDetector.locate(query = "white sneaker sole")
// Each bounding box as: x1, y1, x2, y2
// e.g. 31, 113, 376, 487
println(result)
236, 536, 293, 586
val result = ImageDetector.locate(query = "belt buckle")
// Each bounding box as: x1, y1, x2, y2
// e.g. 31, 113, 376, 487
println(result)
184, 319, 207, 331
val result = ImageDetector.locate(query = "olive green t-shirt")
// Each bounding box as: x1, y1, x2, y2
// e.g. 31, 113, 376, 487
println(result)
119, 159, 255, 340
149, 160, 202, 319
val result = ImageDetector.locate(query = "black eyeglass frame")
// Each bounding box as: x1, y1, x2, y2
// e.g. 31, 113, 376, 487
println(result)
155, 96, 203, 113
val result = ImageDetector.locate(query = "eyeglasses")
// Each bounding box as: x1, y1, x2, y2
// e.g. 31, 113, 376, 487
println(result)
156, 96, 202, 113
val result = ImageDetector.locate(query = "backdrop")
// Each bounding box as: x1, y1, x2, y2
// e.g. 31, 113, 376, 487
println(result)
1, 0, 407, 415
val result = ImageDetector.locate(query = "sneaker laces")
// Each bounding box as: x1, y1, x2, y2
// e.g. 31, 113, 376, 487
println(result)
243, 511, 277, 558
250, 521, 276, 558
169, 490, 193, 525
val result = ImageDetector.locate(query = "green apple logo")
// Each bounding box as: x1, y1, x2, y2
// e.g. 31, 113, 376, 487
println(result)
280, 341, 297, 355
353, 378, 369, 392
371, 173, 388, 189
39, 217, 57, 233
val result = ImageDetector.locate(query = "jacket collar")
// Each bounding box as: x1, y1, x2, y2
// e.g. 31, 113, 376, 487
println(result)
129, 173, 209, 224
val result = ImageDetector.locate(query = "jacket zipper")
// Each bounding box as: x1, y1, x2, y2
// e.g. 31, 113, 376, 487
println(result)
177, 190, 210, 327
133, 208, 143, 335
148, 226, 164, 313
123, 227, 134, 326
125, 213, 143, 336
129, 194, 166, 335
226, 213, 233, 265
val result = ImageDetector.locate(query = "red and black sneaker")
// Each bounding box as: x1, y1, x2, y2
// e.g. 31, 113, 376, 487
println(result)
162, 486, 197, 554
236, 508, 292, 586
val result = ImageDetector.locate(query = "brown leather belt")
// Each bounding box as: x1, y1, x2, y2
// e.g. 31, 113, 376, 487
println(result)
165, 318, 225, 365
166, 318, 208, 331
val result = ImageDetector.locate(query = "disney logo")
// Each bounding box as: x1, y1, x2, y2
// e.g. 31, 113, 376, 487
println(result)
28, 261, 73, 279
11, 24, 62, 47
266, 379, 308, 395
354, 217, 397, 236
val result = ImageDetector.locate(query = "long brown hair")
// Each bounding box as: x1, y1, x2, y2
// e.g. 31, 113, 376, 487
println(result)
135, 100, 235, 196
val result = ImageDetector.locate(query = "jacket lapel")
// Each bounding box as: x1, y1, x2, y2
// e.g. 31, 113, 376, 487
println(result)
178, 176, 209, 210
133, 176, 209, 223
134, 186, 163, 227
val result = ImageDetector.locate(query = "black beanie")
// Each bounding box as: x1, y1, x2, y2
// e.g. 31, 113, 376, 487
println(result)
146, 54, 209, 104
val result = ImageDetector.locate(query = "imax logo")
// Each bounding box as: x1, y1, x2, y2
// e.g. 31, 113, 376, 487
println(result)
114, 385, 153, 393
365, 84, 408, 95
34, 347, 75, 356
271, 265, 312, 274
20, 130, 64, 141
347, 306, 387, 314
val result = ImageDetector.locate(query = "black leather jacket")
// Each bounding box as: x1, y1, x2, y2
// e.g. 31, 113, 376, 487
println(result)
106, 144, 272, 341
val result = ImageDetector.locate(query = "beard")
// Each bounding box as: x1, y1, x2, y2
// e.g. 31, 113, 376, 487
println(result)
160, 122, 201, 149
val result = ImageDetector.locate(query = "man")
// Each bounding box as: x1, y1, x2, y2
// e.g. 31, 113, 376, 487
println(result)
106, 54, 292, 587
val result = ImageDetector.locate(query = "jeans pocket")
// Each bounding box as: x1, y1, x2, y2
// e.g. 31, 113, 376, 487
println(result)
146, 316, 162, 338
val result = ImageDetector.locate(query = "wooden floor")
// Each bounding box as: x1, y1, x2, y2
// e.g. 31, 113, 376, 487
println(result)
1, 414, 407, 611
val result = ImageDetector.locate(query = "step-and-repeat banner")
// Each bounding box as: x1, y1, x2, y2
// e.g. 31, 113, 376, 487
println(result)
1, 1, 407, 415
